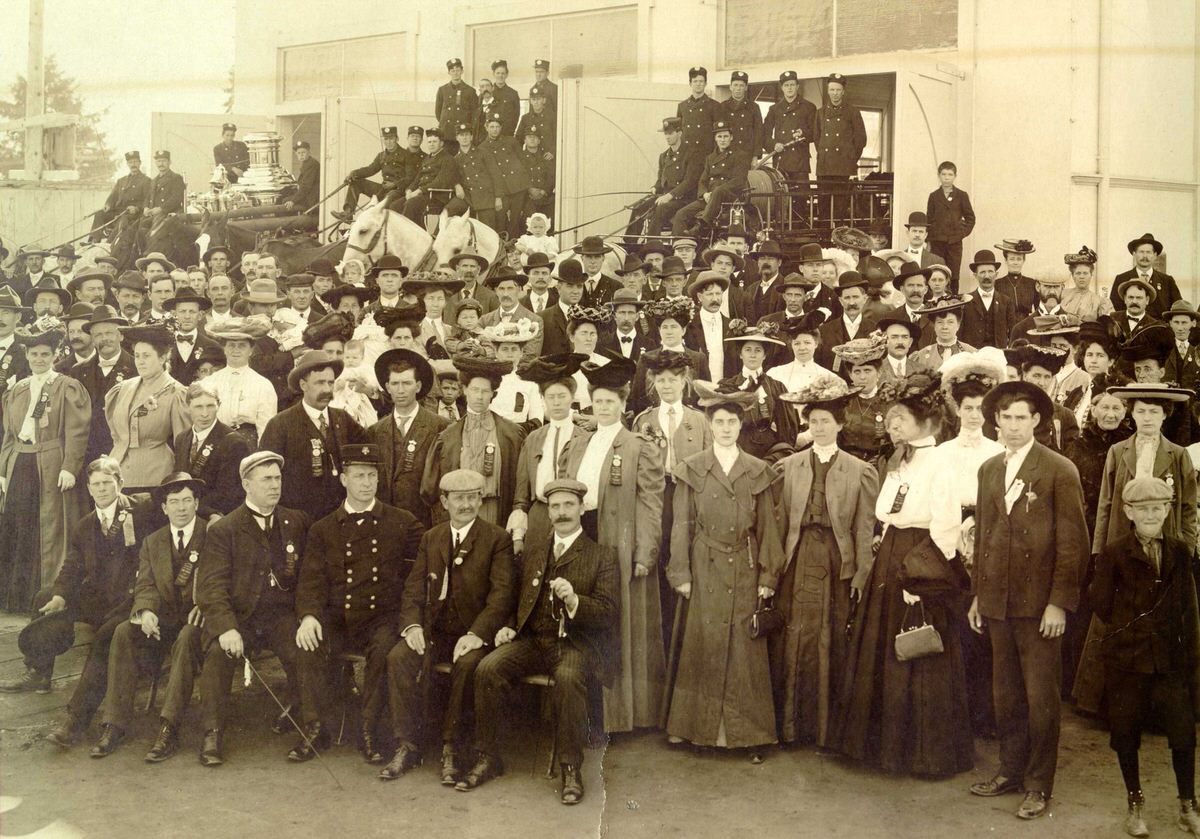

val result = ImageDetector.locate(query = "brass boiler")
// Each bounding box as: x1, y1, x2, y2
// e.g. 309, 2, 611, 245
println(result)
238, 131, 296, 205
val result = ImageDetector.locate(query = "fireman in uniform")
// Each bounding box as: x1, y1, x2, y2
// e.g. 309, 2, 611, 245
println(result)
815, 74, 867, 223
286, 140, 320, 214
625, 118, 703, 244
454, 123, 500, 229
488, 60, 521, 137
516, 86, 556, 153
139, 150, 186, 230
401, 126, 427, 194
671, 121, 752, 237
91, 151, 151, 243
531, 58, 557, 118
521, 124, 556, 223
213, 123, 250, 184
335, 127, 410, 222
762, 70, 817, 182
436, 58, 479, 152
396, 129, 461, 225
717, 71, 763, 157
676, 66, 719, 165
479, 112, 530, 240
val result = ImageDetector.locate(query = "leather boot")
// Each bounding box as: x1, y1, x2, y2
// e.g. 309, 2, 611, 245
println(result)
440, 744, 460, 786
0, 665, 52, 694
287, 721, 330, 762
270, 705, 294, 735
360, 722, 383, 765
145, 721, 179, 763
1180, 798, 1200, 834
455, 753, 503, 792
45, 715, 85, 748
90, 724, 125, 758
378, 742, 422, 781
1124, 791, 1149, 837
560, 763, 584, 805
199, 729, 224, 766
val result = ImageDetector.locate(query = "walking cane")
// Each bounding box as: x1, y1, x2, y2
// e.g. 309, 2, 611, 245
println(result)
659, 592, 688, 729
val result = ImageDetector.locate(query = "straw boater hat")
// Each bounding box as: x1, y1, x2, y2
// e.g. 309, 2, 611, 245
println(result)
917, 294, 969, 318
938, 347, 1007, 399
1027, 313, 1083, 338
403, 271, 464, 297
830, 226, 873, 252
778, 372, 859, 418
479, 318, 541, 345
1106, 382, 1193, 405
374, 348, 434, 400
832, 333, 888, 366
1116, 276, 1157, 303
995, 238, 1036, 255
1064, 245, 1097, 266
207, 315, 272, 343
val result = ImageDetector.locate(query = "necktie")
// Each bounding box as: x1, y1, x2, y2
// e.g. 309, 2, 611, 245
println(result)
666, 406, 678, 471
587, 280, 595, 297
177, 529, 186, 553
99, 513, 110, 533
551, 424, 562, 478
190, 434, 200, 462
318, 413, 329, 442
177, 333, 194, 346
554, 541, 565, 560
898, 359, 906, 377
250, 509, 273, 531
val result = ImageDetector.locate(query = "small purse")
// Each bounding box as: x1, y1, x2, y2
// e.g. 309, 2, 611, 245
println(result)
749, 596, 785, 640
894, 602, 944, 661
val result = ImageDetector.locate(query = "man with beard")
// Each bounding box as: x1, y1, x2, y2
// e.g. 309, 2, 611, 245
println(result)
961, 249, 1018, 349
54, 302, 96, 373
1011, 277, 1069, 343
446, 249, 499, 324
816, 271, 875, 377
69, 306, 134, 467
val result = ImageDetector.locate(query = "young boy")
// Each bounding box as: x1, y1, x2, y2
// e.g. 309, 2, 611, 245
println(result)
925, 161, 976, 290
445, 299, 484, 354
1089, 475, 1200, 837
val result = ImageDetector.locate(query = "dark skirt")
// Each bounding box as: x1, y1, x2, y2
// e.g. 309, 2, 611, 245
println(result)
0, 453, 43, 613
829, 525, 974, 777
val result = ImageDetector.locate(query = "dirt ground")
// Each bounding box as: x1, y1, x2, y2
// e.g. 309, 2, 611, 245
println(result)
0, 612, 1187, 839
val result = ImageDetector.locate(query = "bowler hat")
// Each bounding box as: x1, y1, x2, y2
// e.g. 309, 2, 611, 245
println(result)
556, 259, 587, 285
154, 472, 205, 501
572, 236, 613, 257
524, 252, 555, 273
894, 262, 934, 284
904, 211, 929, 228
120, 324, 174, 350
483, 267, 527, 288
835, 270, 869, 291
448, 248, 489, 270
607, 288, 648, 309
659, 256, 687, 278
63, 301, 96, 323
306, 258, 337, 278
369, 253, 407, 277
968, 249, 1001, 271
162, 290, 213, 312
750, 239, 784, 259
797, 242, 825, 264
875, 315, 922, 342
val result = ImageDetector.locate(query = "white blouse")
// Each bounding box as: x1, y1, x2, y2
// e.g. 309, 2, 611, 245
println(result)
577, 421, 624, 510
875, 435, 941, 533
928, 431, 1004, 558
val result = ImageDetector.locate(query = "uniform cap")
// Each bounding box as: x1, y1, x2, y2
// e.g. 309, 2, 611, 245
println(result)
124, 150, 140, 161
491, 59, 509, 71
713, 121, 732, 135
341, 443, 382, 467
222, 123, 236, 132
534, 59, 550, 70
530, 85, 546, 99
293, 140, 310, 150
153, 150, 171, 160
779, 70, 798, 83
730, 71, 748, 84
446, 58, 464, 69
381, 126, 399, 139
689, 66, 708, 80
456, 123, 474, 135
407, 125, 424, 137
659, 117, 683, 133
239, 450, 283, 480
826, 73, 848, 88
440, 468, 485, 493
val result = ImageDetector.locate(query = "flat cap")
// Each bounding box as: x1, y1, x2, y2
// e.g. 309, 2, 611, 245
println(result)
544, 478, 587, 500
239, 451, 283, 480
440, 468, 485, 493
1123, 476, 1173, 505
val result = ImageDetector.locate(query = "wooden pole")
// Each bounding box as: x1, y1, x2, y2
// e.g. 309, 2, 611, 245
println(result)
25, 0, 45, 179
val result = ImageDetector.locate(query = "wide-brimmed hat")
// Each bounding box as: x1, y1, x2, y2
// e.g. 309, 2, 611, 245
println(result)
894, 262, 934, 285
202, 245, 232, 263
1116, 276, 1157, 304
968, 249, 1002, 271
644, 297, 694, 330
67, 269, 112, 294
480, 318, 541, 345
566, 304, 613, 327
606, 288, 649, 310
402, 271, 464, 297
524, 252, 555, 273
120, 323, 175, 349
1164, 300, 1200, 322
858, 255, 895, 287
982, 380, 1053, 426
374, 348, 434, 399
692, 379, 758, 412
14, 315, 66, 350
448, 248, 489, 270
243, 278, 287, 305
640, 242, 670, 259
701, 244, 744, 271
1027, 313, 1083, 337
320, 283, 378, 308
830, 227, 873, 251
1004, 341, 1070, 374
724, 321, 786, 348
686, 270, 729, 297
517, 352, 590, 386
572, 235, 613, 257
556, 258, 586, 285
368, 254, 408, 278
112, 271, 147, 293
778, 372, 859, 418
54, 245, 77, 262
81, 305, 128, 333
1077, 317, 1121, 352
1119, 324, 1174, 364
451, 349, 511, 384
641, 349, 693, 377
287, 349, 344, 391
833, 333, 888, 366
1107, 383, 1192, 404
777, 311, 826, 339
153, 471, 206, 502
777, 272, 816, 291
135, 252, 176, 272
994, 238, 1035, 255
750, 239, 784, 259
207, 316, 271, 343
835, 270, 869, 291
1064, 245, 1097, 266
581, 352, 636, 391
17, 248, 49, 260
1127, 232, 1163, 255
303, 311, 355, 349
162, 290, 213, 312
24, 285, 72, 309
875, 315, 922, 342
939, 347, 1007, 396
615, 254, 647, 277
917, 294, 969, 318
483, 267, 527, 289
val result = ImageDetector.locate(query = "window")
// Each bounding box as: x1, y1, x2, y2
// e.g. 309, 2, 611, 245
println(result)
280, 33, 407, 103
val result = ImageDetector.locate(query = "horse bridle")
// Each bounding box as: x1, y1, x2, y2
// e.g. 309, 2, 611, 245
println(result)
343, 217, 388, 264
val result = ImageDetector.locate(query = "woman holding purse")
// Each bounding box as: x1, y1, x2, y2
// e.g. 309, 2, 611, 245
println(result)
830, 372, 974, 777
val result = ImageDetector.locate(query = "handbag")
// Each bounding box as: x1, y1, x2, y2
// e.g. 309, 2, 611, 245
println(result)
749, 596, 785, 640
894, 602, 944, 661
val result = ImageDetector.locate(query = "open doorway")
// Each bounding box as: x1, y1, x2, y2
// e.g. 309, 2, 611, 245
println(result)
276, 112, 322, 186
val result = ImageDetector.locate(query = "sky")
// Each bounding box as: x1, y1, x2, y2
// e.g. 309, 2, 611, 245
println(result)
0, 0, 235, 170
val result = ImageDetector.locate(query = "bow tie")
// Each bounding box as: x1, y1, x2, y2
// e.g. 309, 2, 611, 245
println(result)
896, 441, 932, 463
620, 335, 632, 344
176, 333, 195, 344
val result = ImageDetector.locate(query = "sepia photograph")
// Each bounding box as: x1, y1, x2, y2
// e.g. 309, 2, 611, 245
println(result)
0, 0, 1197, 836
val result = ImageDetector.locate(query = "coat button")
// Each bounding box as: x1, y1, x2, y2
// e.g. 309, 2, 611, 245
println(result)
346, 551, 352, 557
372, 567, 378, 573
345, 594, 352, 600
373, 576, 378, 582
345, 603, 351, 609
370, 604, 376, 610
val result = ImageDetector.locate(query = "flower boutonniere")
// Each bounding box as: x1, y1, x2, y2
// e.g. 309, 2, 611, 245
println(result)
1024, 486, 1038, 513
641, 423, 667, 449
194, 346, 203, 362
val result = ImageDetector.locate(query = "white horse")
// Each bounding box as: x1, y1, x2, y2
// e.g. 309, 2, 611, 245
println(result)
431, 211, 503, 270
341, 200, 435, 272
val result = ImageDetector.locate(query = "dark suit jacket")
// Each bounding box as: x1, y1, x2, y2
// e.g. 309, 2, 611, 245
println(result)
399, 517, 516, 644
961, 289, 1018, 348
172, 421, 250, 517
131, 518, 208, 626
1110, 269, 1182, 321
0, 341, 30, 426
296, 500, 421, 634
52, 494, 154, 623
745, 277, 785, 324
1089, 534, 1200, 674
580, 274, 622, 309
683, 313, 738, 378
420, 411, 527, 526
885, 304, 935, 348
539, 304, 572, 357
259, 402, 369, 521
925, 187, 975, 243
511, 529, 620, 685
195, 503, 311, 640
69, 350, 137, 468
599, 328, 651, 364
995, 273, 1038, 317
815, 313, 878, 375
519, 288, 559, 311
972, 442, 1087, 620
369, 407, 450, 526
169, 335, 223, 387
1110, 310, 1164, 342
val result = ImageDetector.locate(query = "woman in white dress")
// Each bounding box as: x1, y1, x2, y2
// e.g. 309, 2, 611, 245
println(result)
566, 305, 612, 412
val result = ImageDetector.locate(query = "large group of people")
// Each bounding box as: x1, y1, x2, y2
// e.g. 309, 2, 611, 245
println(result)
0, 57, 1198, 837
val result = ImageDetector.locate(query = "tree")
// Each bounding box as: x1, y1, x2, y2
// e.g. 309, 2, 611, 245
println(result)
0, 54, 116, 181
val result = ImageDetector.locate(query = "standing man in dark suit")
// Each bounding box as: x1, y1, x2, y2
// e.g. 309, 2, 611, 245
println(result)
173, 382, 250, 519
897, 211, 943, 269
599, 289, 651, 363
488, 60, 521, 137
625, 117, 703, 243
293, 443, 422, 764
960, 250, 1018, 349
164, 290, 220, 387
887, 262, 935, 348
286, 140, 320, 214
815, 271, 875, 376
381, 468, 516, 783
745, 239, 786, 324
531, 58, 557, 120
0, 287, 31, 425
370, 349, 450, 527
1111, 278, 1164, 342
259, 350, 369, 522
91, 472, 209, 759
1110, 232, 1182, 320
461, 478, 619, 805
479, 112, 531, 239
69, 305, 134, 467
926, 161, 975, 288
1164, 299, 1200, 391
814, 74, 866, 222
435, 58, 479, 146
213, 123, 250, 184
573, 236, 622, 308
539, 259, 586, 356
518, 253, 558, 315
969, 381, 1087, 820
445, 248, 499, 325
193, 451, 311, 766
762, 70, 816, 182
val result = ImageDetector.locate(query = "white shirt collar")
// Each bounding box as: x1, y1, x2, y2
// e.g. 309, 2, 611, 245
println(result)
1005, 438, 1036, 472
96, 499, 120, 523
740, 367, 761, 379
192, 422, 217, 447
171, 517, 198, 546
343, 498, 377, 515
301, 400, 329, 426
0, 336, 14, 351
554, 527, 583, 554
450, 519, 475, 543
245, 500, 275, 519
713, 441, 740, 472
812, 442, 839, 463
